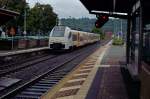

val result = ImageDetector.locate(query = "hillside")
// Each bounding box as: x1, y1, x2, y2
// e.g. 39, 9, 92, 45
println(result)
61, 18, 127, 33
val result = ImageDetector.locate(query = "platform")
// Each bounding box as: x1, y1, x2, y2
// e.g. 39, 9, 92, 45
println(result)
0, 47, 49, 57
0, 77, 21, 91
41, 42, 128, 99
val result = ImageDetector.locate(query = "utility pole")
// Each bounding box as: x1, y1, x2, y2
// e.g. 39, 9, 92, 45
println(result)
56, 18, 59, 26
120, 19, 123, 39
23, 0, 27, 36
58, 19, 62, 26
121, 19, 123, 33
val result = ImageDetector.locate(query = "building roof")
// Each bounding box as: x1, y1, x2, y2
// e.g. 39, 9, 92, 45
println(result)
0, 8, 19, 25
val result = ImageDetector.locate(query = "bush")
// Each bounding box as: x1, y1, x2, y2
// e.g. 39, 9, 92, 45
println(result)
112, 37, 124, 45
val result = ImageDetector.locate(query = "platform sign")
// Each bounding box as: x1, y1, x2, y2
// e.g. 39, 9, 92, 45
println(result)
10, 27, 16, 36
116, 32, 123, 38
10, 27, 16, 50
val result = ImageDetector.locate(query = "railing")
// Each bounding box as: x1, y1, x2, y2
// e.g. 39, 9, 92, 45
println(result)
0, 36, 49, 50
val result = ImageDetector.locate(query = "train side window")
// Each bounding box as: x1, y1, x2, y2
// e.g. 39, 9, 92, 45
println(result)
73, 34, 77, 41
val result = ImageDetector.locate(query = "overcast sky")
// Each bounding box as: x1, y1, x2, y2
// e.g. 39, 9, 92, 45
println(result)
28, 0, 95, 18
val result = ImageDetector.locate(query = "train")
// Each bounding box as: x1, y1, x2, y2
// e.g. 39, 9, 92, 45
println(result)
49, 26, 100, 50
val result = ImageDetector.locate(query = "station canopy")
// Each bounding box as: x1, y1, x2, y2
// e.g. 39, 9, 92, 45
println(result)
80, 0, 138, 18
0, 8, 19, 25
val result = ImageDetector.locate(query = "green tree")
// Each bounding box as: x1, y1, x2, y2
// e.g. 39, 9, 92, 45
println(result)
91, 27, 105, 39
27, 3, 57, 35
0, 1, 57, 35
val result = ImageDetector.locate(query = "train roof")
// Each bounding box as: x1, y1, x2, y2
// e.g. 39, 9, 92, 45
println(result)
71, 29, 87, 33
54, 25, 70, 28
54, 26, 99, 35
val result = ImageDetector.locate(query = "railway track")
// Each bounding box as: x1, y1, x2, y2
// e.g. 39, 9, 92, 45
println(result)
0, 50, 50, 66
0, 41, 108, 99
10, 52, 82, 99
15, 67, 76, 98
0, 53, 50, 69
0, 54, 59, 77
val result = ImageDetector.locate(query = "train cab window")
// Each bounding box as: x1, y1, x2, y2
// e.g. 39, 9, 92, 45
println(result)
52, 30, 65, 37
52, 26, 65, 37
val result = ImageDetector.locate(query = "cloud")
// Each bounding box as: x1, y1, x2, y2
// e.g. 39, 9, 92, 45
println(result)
28, 0, 95, 18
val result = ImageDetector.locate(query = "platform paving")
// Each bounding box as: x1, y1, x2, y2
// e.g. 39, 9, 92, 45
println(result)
0, 77, 21, 91
0, 47, 49, 57
41, 42, 128, 99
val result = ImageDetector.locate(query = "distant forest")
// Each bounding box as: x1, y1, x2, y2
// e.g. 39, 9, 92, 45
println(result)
61, 18, 127, 34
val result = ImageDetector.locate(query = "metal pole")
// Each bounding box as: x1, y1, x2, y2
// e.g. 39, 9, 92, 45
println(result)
24, 9, 26, 34
113, 0, 116, 12
121, 19, 123, 39
126, 13, 131, 64
113, 19, 115, 35
56, 17, 59, 26
138, 1, 143, 71
121, 19, 123, 33
23, 0, 27, 37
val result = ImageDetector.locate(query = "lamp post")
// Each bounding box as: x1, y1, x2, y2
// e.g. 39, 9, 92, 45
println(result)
23, 0, 28, 37
23, 9, 27, 36
121, 19, 123, 33
36, 0, 45, 38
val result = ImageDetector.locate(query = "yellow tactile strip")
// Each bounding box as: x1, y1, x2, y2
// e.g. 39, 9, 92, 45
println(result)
71, 75, 89, 80
52, 88, 80, 98
76, 70, 91, 74
50, 64, 94, 99
41, 42, 109, 99
63, 81, 85, 87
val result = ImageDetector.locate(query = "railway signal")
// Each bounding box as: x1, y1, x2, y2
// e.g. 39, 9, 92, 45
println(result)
95, 15, 109, 28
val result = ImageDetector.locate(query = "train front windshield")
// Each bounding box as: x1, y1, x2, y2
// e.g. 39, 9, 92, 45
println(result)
52, 26, 65, 37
